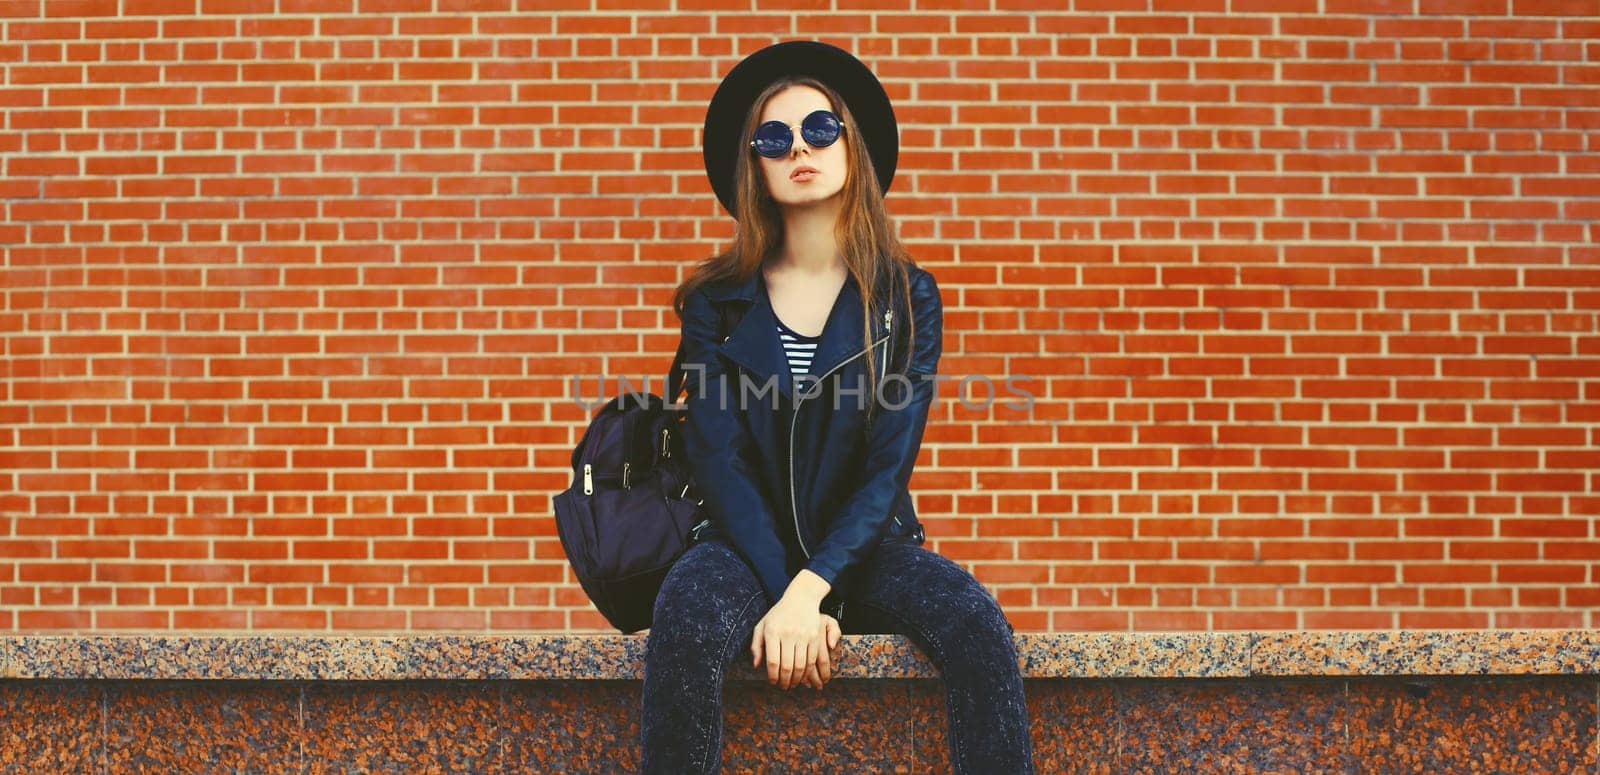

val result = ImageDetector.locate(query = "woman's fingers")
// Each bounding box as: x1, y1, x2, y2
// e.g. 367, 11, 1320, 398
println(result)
751, 617, 765, 668
793, 639, 808, 690
801, 639, 816, 690
757, 610, 845, 690
816, 631, 832, 685
765, 630, 782, 684
782, 640, 793, 690
783, 639, 800, 689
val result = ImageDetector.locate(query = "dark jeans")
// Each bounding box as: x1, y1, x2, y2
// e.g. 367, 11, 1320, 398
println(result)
639, 536, 1035, 774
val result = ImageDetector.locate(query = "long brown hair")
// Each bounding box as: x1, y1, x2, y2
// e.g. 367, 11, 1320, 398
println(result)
674, 76, 917, 422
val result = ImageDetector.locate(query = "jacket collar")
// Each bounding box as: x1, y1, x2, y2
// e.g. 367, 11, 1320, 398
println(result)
708, 264, 883, 401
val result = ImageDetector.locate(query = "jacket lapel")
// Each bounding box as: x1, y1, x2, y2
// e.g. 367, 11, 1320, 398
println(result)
714, 271, 795, 400
804, 273, 867, 381
709, 265, 879, 401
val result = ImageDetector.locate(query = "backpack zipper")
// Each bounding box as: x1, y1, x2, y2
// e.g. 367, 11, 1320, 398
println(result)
787, 319, 893, 559
583, 463, 632, 495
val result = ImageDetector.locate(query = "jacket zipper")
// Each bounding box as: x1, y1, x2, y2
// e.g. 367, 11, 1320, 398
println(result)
788, 311, 894, 559
881, 309, 893, 383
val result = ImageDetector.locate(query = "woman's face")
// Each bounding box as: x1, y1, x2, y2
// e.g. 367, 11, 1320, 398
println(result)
756, 85, 849, 208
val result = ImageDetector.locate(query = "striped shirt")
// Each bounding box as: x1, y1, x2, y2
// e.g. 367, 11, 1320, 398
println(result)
774, 315, 820, 378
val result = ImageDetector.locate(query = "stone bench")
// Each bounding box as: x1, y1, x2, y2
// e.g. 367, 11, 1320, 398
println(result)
3, 631, 1597, 772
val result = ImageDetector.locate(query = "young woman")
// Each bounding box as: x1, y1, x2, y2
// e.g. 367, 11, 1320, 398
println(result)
639, 41, 1035, 774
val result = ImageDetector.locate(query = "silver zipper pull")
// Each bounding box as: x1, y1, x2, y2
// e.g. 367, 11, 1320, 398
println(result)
660, 427, 671, 459
622, 461, 631, 489
583, 463, 593, 495
880, 309, 894, 383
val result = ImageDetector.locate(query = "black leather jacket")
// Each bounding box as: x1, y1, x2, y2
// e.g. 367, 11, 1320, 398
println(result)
678, 263, 941, 616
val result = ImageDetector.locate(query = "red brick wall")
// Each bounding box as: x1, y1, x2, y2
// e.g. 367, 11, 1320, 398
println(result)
1, 4, 1596, 633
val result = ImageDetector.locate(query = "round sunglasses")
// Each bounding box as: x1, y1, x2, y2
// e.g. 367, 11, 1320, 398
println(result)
748, 109, 845, 159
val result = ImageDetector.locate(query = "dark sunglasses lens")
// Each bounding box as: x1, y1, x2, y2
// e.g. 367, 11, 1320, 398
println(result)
752, 121, 792, 158
800, 110, 841, 147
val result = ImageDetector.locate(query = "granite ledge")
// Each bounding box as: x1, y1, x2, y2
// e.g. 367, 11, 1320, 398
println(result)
2, 630, 1597, 681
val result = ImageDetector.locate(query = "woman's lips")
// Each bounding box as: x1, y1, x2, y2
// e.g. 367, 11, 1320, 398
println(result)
791, 170, 819, 182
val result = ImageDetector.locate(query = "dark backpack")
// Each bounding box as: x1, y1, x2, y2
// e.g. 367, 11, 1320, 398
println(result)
553, 301, 744, 633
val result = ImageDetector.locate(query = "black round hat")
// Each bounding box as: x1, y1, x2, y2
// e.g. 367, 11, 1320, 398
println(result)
701, 40, 898, 219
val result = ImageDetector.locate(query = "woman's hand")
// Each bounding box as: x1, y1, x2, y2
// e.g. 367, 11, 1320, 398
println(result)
750, 600, 839, 690
799, 614, 842, 691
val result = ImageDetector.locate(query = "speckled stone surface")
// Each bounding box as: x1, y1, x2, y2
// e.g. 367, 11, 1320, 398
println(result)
104, 680, 302, 773
3, 676, 1597, 773
1346, 676, 1598, 773
1118, 678, 1351, 772
2, 632, 1598, 773
1250, 629, 1600, 676
6, 630, 1600, 680
0, 680, 102, 772
4, 676, 1594, 773
501, 680, 640, 773
302, 680, 500, 773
